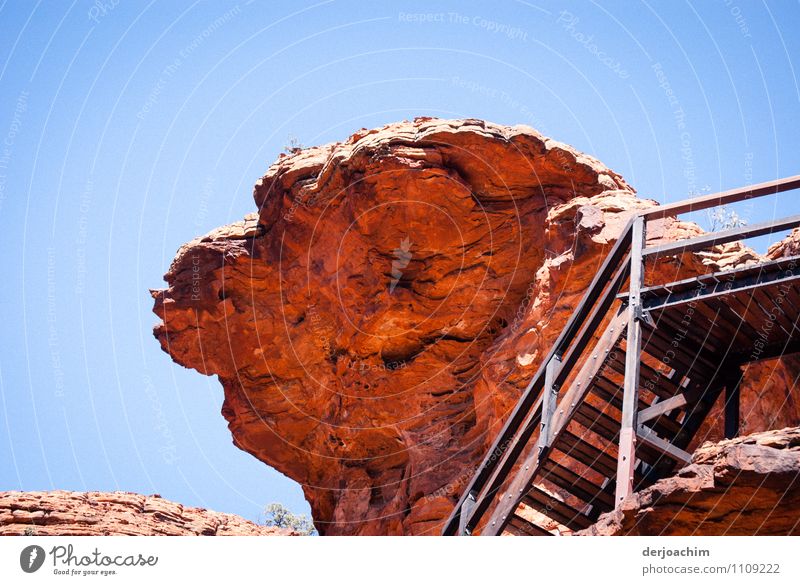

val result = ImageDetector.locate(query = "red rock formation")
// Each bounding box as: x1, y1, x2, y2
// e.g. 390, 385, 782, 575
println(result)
152, 117, 800, 535
0, 491, 292, 536
578, 427, 800, 535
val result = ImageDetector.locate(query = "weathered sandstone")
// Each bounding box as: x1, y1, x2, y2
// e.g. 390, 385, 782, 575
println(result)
0, 490, 291, 536
579, 427, 800, 535
152, 118, 800, 535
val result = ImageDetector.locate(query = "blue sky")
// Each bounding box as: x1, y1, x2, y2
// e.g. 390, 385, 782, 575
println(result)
0, 0, 798, 524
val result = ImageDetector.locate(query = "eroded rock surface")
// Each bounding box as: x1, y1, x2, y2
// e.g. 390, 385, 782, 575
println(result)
579, 427, 800, 535
152, 117, 800, 535
0, 491, 291, 536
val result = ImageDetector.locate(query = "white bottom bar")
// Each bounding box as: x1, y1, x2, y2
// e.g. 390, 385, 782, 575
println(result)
1, 535, 798, 584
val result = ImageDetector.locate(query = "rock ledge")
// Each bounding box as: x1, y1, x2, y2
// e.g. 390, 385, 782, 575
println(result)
0, 490, 292, 536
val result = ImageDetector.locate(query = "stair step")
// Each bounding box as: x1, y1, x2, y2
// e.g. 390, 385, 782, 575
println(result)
640, 323, 716, 379
571, 402, 673, 469
556, 429, 653, 486
649, 310, 724, 364
555, 431, 619, 478
522, 487, 593, 530
541, 458, 615, 509
506, 514, 553, 536
574, 402, 620, 443
607, 354, 682, 399
590, 377, 683, 436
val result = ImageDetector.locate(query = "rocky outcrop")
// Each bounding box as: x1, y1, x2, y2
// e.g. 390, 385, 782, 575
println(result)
0, 491, 291, 536
767, 227, 800, 260
579, 427, 800, 535
152, 117, 800, 535
691, 228, 800, 449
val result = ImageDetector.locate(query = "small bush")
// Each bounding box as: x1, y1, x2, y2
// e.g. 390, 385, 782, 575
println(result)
708, 205, 747, 231
283, 135, 304, 153
264, 503, 317, 535
690, 186, 748, 232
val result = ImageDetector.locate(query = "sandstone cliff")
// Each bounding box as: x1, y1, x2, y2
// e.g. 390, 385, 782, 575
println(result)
579, 427, 800, 535
0, 491, 291, 536
152, 117, 800, 535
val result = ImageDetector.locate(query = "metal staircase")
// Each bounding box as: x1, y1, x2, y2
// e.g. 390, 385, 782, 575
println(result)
442, 175, 800, 536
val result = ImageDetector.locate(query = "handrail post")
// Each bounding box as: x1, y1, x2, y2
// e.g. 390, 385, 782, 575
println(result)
443, 176, 800, 535
457, 492, 476, 535
615, 215, 646, 507
538, 354, 562, 453
440, 221, 636, 535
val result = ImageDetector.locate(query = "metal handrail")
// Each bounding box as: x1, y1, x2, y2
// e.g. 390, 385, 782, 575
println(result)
644, 213, 800, 258
639, 175, 800, 220
442, 222, 634, 535
442, 175, 800, 535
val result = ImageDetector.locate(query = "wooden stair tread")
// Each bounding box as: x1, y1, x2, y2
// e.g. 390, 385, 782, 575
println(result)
506, 514, 553, 536
522, 486, 593, 530
541, 458, 615, 509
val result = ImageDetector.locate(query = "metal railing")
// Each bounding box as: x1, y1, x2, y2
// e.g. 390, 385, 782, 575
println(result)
442, 174, 800, 535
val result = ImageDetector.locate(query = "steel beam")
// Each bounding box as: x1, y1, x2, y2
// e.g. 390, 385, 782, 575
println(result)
636, 425, 692, 465
640, 175, 800, 220
643, 214, 800, 259
457, 493, 476, 536
440, 220, 636, 535
482, 307, 629, 534
444, 176, 800, 535
443, 250, 632, 535
615, 216, 645, 507
538, 356, 562, 451
637, 392, 691, 424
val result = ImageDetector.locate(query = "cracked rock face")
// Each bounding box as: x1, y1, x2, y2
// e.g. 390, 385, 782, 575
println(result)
152, 117, 800, 535
579, 427, 800, 535
0, 491, 290, 536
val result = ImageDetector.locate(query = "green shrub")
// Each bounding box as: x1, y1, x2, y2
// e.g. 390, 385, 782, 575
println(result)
264, 503, 317, 535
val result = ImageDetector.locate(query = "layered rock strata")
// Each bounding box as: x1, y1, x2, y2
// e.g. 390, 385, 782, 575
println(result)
153, 118, 800, 534
0, 490, 291, 536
